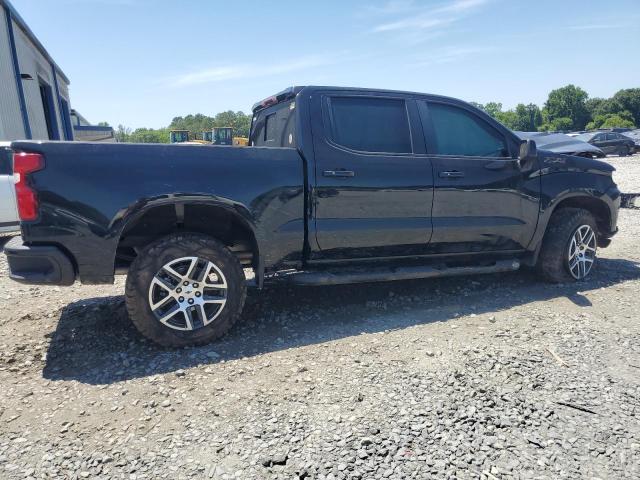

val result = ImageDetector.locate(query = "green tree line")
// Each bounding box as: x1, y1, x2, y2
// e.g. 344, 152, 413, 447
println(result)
113, 110, 252, 143
472, 86, 639, 132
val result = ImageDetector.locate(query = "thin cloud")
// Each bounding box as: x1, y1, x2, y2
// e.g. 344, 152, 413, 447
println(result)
568, 23, 625, 31
433, 0, 488, 14
166, 54, 345, 88
374, 16, 454, 33
371, 0, 490, 35
365, 0, 417, 15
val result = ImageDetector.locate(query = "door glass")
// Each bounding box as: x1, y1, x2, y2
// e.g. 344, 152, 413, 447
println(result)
428, 103, 508, 157
327, 97, 411, 153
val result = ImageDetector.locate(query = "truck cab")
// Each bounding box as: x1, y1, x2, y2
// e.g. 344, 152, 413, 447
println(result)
3, 86, 620, 347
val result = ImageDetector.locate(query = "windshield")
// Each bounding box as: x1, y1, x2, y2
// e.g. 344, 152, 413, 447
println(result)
575, 133, 595, 141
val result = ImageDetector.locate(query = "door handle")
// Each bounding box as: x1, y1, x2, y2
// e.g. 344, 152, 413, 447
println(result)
323, 170, 355, 178
439, 170, 465, 178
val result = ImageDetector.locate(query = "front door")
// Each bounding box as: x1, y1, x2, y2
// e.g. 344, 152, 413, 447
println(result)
419, 101, 540, 254
311, 93, 433, 259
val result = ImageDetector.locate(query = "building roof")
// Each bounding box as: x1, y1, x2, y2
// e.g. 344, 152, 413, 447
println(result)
1, 0, 70, 84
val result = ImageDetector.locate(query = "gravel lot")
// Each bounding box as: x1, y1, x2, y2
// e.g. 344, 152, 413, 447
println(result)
1, 154, 639, 480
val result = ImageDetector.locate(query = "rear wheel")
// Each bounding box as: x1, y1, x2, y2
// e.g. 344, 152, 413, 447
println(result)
125, 233, 246, 347
537, 208, 598, 283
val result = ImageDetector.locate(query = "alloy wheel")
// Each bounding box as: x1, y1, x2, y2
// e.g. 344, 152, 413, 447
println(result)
567, 225, 596, 280
148, 256, 227, 331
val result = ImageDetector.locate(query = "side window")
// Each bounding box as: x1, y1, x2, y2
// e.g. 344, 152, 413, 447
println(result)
0, 148, 11, 175
427, 102, 508, 157
250, 101, 296, 148
605, 133, 615, 141
327, 96, 412, 154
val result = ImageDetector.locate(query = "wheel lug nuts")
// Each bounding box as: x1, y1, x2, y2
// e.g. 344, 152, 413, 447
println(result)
183, 281, 189, 286
176, 288, 182, 293
193, 283, 199, 288
188, 298, 194, 304
179, 296, 184, 302
195, 292, 201, 297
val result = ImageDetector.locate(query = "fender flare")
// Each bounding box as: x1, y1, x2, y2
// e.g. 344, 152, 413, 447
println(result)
110, 194, 264, 287
526, 190, 613, 264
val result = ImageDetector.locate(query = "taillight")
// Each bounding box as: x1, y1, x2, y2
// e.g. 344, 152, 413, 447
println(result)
13, 152, 44, 221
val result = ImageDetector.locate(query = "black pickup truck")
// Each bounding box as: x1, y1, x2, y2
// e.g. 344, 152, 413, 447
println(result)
4, 86, 620, 347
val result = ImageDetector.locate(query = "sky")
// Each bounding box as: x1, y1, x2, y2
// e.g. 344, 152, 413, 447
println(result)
10, 0, 640, 129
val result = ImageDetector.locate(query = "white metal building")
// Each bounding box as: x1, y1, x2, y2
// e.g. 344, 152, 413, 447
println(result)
0, 0, 74, 141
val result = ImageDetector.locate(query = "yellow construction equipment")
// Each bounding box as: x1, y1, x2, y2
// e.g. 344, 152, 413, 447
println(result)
169, 130, 189, 143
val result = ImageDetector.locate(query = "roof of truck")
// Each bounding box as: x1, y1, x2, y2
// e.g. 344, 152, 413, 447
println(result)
251, 85, 472, 114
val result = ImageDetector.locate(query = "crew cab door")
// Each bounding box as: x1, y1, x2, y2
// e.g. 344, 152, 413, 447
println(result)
310, 92, 433, 259
419, 100, 540, 253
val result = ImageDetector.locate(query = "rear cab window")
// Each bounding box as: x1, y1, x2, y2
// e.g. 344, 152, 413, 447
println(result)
250, 101, 297, 148
324, 96, 412, 154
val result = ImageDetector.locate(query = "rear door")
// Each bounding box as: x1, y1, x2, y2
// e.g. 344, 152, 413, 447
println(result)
0, 147, 19, 228
419, 100, 540, 253
310, 92, 433, 259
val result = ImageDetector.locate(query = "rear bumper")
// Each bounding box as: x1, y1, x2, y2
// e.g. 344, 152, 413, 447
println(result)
3, 236, 76, 286
0, 221, 19, 233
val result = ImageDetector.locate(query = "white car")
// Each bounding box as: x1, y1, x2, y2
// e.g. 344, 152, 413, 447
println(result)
0, 143, 19, 234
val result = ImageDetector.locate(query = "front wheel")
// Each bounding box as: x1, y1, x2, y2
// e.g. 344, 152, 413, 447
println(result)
537, 208, 598, 283
125, 233, 247, 347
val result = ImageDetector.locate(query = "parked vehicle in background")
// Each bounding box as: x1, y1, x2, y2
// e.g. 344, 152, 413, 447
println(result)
211, 127, 233, 145
516, 131, 605, 158
3, 86, 621, 347
0, 144, 19, 234
622, 129, 640, 152
575, 131, 636, 156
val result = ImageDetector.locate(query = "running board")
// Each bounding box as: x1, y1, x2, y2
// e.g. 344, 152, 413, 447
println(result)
286, 259, 520, 286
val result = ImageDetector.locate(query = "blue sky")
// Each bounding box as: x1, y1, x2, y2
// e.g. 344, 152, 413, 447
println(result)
11, 0, 640, 129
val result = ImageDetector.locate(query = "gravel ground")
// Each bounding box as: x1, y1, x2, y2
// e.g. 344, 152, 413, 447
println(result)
1, 160, 640, 479
608, 152, 640, 194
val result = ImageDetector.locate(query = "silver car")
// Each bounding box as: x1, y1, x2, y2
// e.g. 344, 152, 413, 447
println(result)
0, 143, 19, 234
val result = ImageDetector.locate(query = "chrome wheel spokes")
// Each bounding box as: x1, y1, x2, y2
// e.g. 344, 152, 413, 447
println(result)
148, 256, 227, 331
568, 225, 596, 280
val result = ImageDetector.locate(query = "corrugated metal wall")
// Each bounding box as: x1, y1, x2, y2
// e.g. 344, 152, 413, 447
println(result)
13, 21, 62, 140
0, 8, 71, 142
0, 7, 25, 140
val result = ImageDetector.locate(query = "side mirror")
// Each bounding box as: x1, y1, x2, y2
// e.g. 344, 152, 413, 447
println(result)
519, 139, 537, 170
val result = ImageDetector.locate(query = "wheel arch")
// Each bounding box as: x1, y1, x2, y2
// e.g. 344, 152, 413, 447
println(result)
549, 194, 612, 240
113, 198, 263, 286
526, 192, 613, 266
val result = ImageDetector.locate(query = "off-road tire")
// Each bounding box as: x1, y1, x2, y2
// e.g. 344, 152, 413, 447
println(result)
125, 233, 246, 347
537, 208, 597, 283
